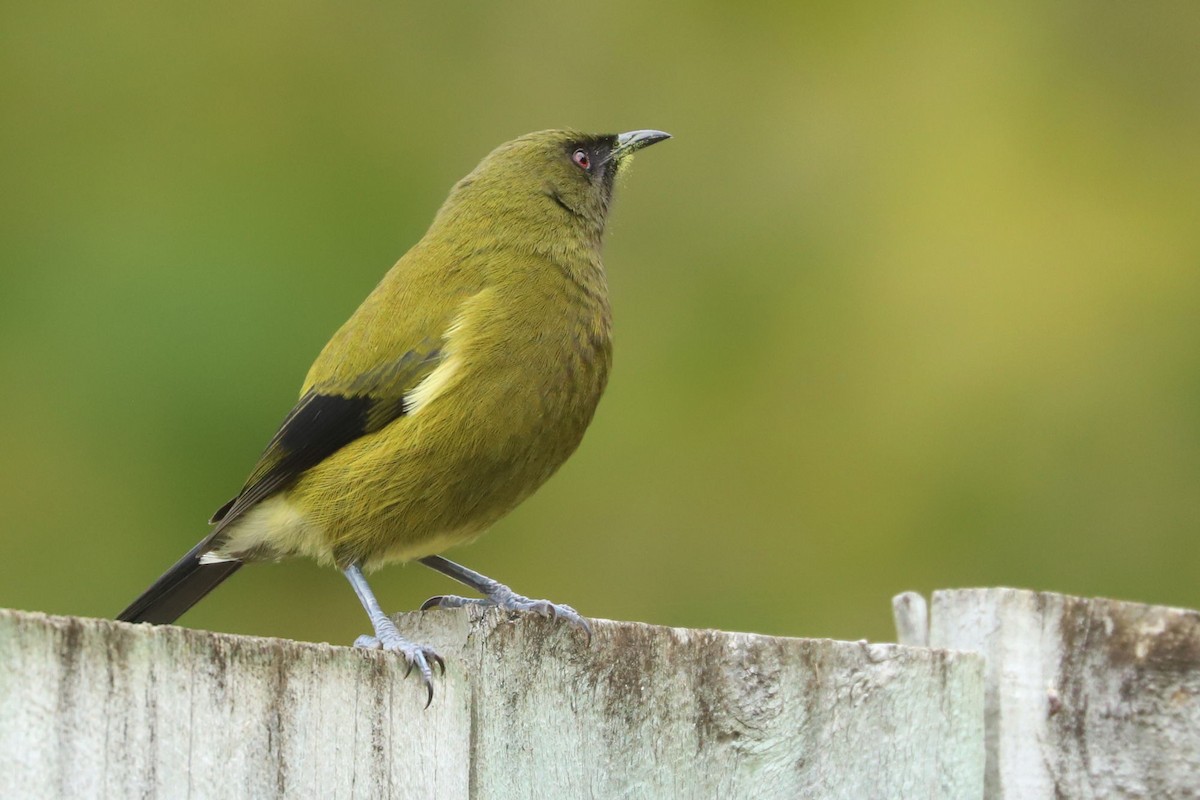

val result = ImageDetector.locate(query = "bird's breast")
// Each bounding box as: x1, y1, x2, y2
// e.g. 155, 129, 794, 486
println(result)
450, 278, 612, 456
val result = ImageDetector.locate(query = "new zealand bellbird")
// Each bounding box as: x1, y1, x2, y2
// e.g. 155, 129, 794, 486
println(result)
118, 128, 671, 702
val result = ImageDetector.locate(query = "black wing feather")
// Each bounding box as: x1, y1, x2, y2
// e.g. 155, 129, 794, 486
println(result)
210, 345, 442, 534
214, 392, 374, 525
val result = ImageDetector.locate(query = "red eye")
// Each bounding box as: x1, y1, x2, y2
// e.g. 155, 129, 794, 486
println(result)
572, 148, 591, 170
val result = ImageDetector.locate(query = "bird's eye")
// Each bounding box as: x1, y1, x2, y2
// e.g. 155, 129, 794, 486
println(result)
572, 149, 591, 170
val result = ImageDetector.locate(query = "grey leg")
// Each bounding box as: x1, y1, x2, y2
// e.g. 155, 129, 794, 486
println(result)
344, 564, 444, 706
418, 555, 592, 641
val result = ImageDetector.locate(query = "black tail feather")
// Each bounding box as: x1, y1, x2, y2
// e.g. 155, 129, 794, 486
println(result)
118, 540, 242, 624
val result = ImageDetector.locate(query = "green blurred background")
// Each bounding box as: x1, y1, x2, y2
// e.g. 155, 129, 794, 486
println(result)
2, 3, 1198, 645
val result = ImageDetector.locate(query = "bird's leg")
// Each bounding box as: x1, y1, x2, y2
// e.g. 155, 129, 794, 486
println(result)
418, 555, 592, 641
343, 564, 444, 706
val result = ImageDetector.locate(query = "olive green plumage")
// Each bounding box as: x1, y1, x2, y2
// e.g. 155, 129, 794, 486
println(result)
118, 129, 669, 629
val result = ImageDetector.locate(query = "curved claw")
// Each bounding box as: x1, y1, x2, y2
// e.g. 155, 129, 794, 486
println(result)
410, 650, 436, 709
576, 615, 594, 645
420, 595, 449, 611
353, 628, 444, 708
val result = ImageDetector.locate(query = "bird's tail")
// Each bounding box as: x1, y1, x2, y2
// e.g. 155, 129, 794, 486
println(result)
117, 539, 242, 624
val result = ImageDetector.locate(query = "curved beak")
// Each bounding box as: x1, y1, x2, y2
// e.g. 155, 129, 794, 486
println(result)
613, 129, 672, 159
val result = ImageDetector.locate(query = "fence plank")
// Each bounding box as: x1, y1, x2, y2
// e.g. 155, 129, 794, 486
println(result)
0, 607, 983, 799
923, 588, 1200, 800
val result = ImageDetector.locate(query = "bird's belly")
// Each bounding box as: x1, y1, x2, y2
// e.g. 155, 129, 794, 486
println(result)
283, 370, 602, 568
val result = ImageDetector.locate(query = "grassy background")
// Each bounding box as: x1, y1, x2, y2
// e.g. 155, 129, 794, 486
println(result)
2, 2, 1199, 645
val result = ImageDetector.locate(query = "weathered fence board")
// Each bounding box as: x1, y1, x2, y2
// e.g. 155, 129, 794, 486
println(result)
897, 588, 1200, 800
0, 607, 983, 799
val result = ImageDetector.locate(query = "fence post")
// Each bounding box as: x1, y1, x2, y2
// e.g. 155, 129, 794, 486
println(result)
901, 588, 1200, 799
0, 607, 983, 799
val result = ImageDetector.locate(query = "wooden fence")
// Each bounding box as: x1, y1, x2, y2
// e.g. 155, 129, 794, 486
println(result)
1, 588, 1196, 798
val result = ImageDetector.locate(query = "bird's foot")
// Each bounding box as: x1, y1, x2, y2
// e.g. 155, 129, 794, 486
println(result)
421, 585, 592, 642
354, 616, 445, 707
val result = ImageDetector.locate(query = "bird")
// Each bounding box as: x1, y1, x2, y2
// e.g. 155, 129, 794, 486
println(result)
117, 128, 671, 704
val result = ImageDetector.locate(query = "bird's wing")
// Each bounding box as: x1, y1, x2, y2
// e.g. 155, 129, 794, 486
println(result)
208, 339, 444, 533
203, 242, 489, 543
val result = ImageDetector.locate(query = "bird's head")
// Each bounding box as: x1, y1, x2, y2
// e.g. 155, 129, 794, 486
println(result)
434, 129, 671, 245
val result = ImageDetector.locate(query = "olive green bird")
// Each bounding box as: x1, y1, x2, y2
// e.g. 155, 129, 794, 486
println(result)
118, 129, 670, 703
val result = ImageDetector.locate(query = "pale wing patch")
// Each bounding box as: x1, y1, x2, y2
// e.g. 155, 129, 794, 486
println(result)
403, 290, 493, 416
403, 351, 462, 415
